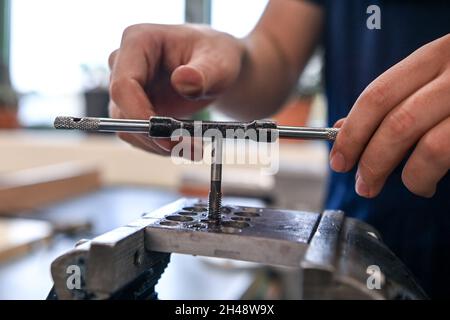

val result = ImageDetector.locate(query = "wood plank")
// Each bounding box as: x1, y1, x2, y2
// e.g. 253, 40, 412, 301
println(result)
0, 218, 53, 262
0, 162, 101, 214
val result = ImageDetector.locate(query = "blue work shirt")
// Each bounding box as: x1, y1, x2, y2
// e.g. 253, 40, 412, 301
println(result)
311, 0, 450, 298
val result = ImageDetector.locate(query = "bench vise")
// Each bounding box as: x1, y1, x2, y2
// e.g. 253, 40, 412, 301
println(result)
48, 198, 427, 300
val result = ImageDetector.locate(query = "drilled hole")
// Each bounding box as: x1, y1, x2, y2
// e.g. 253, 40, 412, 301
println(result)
234, 211, 260, 218
231, 216, 251, 222
159, 220, 179, 226
183, 206, 207, 212
166, 215, 194, 222
221, 206, 233, 214
221, 221, 250, 229
178, 211, 197, 216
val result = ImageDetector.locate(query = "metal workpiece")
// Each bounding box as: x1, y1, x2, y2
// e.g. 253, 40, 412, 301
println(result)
54, 116, 339, 141
143, 199, 319, 267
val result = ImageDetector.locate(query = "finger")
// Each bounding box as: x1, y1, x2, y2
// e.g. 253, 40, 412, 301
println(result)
111, 102, 199, 157
191, 137, 204, 162
333, 118, 346, 128
118, 132, 172, 156
111, 104, 167, 154
355, 76, 450, 197
171, 42, 241, 99
110, 27, 161, 119
330, 118, 346, 175
401, 116, 450, 197
183, 137, 204, 162
330, 39, 443, 173
108, 49, 119, 70
110, 102, 170, 156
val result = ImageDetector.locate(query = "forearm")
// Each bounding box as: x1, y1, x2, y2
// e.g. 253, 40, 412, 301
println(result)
215, 0, 324, 120
216, 32, 299, 120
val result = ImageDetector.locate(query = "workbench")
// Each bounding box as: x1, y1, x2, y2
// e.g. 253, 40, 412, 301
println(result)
0, 186, 258, 300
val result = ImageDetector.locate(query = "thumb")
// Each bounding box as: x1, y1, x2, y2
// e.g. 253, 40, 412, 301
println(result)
171, 48, 239, 99
333, 118, 347, 129
171, 64, 206, 99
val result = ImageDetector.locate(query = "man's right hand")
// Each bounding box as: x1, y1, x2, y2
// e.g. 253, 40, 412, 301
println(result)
108, 24, 245, 155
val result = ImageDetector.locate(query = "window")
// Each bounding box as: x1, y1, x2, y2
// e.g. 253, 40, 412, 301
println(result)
10, 0, 185, 126
211, 0, 268, 38
10, 0, 271, 126
209, 0, 268, 121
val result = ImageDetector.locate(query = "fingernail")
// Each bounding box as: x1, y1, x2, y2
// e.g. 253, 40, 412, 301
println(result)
179, 83, 203, 98
355, 176, 370, 197
154, 140, 171, 153
330, 152, 346, 172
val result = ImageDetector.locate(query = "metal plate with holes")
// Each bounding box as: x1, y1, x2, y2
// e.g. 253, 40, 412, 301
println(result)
142, 198, 320, 267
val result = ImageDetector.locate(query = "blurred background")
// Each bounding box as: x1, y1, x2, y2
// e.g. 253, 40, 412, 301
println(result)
0, 0, 329, 300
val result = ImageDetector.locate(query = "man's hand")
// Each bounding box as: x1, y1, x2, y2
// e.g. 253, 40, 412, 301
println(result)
330, 34, 450, 198
108, 24, 245, 155
108, 1, 324, 156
